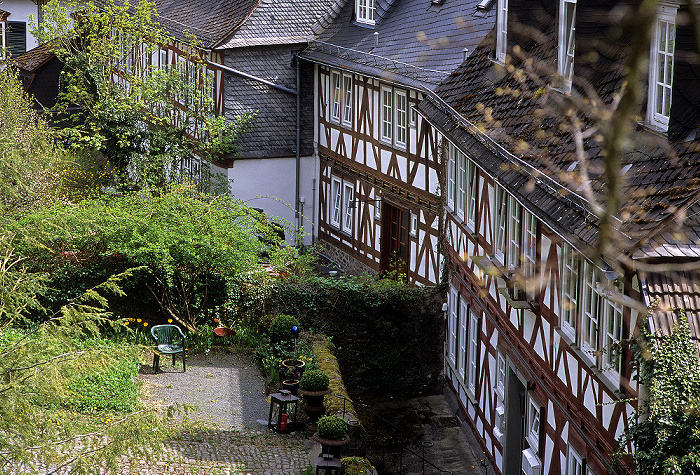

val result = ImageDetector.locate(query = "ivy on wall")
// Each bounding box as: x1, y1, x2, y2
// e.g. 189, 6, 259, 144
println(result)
616, 306, 700, 474
267, 275, 445, 397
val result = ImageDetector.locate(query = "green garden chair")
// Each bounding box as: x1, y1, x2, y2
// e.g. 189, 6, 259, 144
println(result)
151, 324, 186, 373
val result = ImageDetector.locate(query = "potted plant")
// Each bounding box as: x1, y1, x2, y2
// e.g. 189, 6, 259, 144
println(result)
299, 369, 331, 423
312, 415, 350, 458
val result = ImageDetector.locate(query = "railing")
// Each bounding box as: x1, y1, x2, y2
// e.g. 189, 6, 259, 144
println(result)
335, 394, 468, 475
305, 39, 450, 86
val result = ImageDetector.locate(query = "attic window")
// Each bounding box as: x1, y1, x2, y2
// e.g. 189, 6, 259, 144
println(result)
431, 0, 446, 5
495, 0, 508, 62
356, 0, 375, 25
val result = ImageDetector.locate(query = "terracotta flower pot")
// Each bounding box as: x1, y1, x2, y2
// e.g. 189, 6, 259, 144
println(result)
312, 433, 350, 458
282, 379, 300, 395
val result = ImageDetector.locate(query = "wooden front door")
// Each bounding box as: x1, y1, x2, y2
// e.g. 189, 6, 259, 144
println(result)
380, 202, 408, 278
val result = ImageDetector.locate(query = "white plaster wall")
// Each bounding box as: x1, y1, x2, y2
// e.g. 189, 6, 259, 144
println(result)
226, 155, 317, 245
3, 0, 39, 51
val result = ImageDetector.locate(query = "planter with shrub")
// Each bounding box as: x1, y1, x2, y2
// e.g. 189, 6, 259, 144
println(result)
299, 369, 332, 423
313, 415, 350, 458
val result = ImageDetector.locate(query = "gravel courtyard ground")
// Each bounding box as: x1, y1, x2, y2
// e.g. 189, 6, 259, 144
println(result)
131, 350, 312, 475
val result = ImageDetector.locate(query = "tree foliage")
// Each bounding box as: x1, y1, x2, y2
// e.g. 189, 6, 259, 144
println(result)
34, 0, 255, 191
615, 307, 700, 474
9, 190, 292, 332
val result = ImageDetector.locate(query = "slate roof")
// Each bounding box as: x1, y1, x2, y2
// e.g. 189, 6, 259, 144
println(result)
8, 42, 55, 73
642, 267, 700, 343
152, 0, 259, 47
216, 0, 348, 49
300, 0, 495, 89
418, 0, 700, 256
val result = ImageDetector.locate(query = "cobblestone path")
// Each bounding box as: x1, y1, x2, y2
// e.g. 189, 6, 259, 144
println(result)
132, 350, 311, 474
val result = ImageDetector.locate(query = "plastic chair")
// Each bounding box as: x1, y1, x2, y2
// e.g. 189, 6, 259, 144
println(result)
151, 324, 186, 373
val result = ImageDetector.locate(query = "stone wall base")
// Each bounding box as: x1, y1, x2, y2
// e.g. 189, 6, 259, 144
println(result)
317, 240, 379, 278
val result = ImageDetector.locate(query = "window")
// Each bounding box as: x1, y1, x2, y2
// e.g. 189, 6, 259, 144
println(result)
459, 297, 468, 379
466, 161, 478, 231
494, 185, 508, 264
496, 352, 506, 398
381, 86, 393, 142
647, 5, 676, 130
356, 0, 375, 24
331, 178, 342, 228
523, 209, 537, 293
447, 145, 456, 211
580, 261, 599, 360
207, 69, 216, 113
331, 71, 341, 122
496, 0, 508, 62
467, 310, 479, 396
494, 351, 506, 440
455, 146, 467, 220
448, 286, 458, 366
558, 0, 576, 88
342, 182, 354, 234
526, 395, 541, 452
6, 21, 26, 58
567, 446, 584, 475
603, 289, 623, 375
342, 74, 353, 125
560, 243, 579, 341
506, 195, 522, 269
395, 90, 407, 147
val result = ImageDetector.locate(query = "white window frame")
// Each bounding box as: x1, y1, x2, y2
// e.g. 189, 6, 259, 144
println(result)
0, 22, 5, 59
467, 309, 479, 397
375, 197, 382, 219
395, 89, 407, 148
567, 446, 584, 475
342, 74, 353, 126
342, 182, 354, 234
523, 209, 537, 294
409, 105, 418, 128
506, 195, 522, 269
580, 261, 599, 361
381, 86, 393, 143
647, 5, 677, 130
560, 243, 578, 341
448, 286, 458, 366
455, 145, 467, 221
558, 0, 577, 89
330, 177, 342, 228
602, 283, 624, 378
494, 351, 506, 440
458, 297, 468, 380
331, 71, 341, 122
356, 0, 375, 25
446, 145, 456, 211
496, 0, 508, 62
494, 185, 508, 265
526, 395, 541, 452
466, 160, 478, 232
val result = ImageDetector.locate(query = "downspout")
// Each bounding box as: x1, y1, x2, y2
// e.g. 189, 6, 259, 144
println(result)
295, 53, 301, 247
205, 58, 302, 244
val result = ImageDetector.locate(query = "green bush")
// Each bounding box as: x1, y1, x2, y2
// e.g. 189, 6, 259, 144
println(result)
269, 314, 299, 343
341, 457, 374, 475
317, 415, 348, 440
300, 369, 329, 391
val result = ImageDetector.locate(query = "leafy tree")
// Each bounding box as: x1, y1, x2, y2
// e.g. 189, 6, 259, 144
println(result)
33, 0, 255, 191
0, 66, 64, 214
10, 190, 293, 332
614, 306, 700, 474
0, 233, 169, 474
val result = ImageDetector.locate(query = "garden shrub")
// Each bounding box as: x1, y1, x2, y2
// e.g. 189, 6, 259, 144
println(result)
269, 314, 300, 343
317, 415, 348, 440
341, 457, 374, 475
300, 369, 329, 391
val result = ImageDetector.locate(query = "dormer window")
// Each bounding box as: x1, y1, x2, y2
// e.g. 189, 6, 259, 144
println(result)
357, 0, 375, 25
647, 5, 677, 131
558, 0, 576, 90
495, 0, 508, 62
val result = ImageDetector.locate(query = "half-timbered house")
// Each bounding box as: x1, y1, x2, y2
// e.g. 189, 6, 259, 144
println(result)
417, 0, 700, 473
299, 0, 494, 284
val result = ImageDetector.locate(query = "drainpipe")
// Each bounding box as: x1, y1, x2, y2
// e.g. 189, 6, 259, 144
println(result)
205, 58, 302, 245
295, 53, 301, 247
